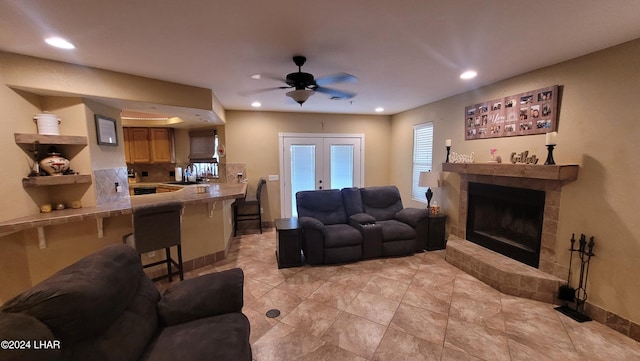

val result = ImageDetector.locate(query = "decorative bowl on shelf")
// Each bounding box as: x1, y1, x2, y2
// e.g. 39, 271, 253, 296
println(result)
39, 152, 70, 176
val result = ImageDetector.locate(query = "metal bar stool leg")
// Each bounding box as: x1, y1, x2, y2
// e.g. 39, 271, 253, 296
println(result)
233, 204, 239, 237
177, 245, 184, 281
166, 247, 173, 282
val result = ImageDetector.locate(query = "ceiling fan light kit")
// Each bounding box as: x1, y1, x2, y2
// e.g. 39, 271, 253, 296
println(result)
244, 55, 357, 106
286, 89, 315, 105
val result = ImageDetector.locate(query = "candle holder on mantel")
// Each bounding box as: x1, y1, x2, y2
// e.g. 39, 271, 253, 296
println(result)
445, 146, 451, 163
555, 233, 595, 323
544, 144, 556, 165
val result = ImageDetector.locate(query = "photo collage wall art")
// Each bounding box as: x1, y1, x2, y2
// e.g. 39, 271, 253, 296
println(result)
464, 85, 558, 140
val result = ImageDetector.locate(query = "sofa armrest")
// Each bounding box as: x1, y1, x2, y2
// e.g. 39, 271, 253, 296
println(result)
299, 216, 326, 231
395, 208, 429, 227
348, 213, 377, 226
158, 268, 244, 327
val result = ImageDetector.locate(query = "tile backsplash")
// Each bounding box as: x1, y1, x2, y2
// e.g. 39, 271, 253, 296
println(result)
127, 163, 177, 182
93, 167, 129, 205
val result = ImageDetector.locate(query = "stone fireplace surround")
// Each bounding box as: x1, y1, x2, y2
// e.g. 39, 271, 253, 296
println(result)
443, 163, 640, 343
442, 163, 579, 304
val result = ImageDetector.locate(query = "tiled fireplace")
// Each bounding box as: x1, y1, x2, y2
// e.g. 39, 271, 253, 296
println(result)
442, 163, 579, 303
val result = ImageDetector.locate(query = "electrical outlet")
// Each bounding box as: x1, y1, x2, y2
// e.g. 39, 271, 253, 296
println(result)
260, 207, 264, 214
147, 251, 155, 258
268, 175, 279, 181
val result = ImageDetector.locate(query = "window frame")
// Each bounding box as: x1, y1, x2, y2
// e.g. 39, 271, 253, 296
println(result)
412, 122, 434, 202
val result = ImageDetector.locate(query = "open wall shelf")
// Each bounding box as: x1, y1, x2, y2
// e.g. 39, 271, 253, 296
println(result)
15, 133, 91, 187
22, 174, 92, 187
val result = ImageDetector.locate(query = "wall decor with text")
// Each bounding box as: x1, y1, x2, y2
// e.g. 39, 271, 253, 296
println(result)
464, 85, 558, 140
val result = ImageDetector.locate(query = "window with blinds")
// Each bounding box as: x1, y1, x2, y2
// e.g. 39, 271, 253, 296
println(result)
412, 122, 434, 201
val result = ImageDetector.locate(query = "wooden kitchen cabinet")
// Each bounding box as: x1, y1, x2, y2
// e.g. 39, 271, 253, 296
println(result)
149, 128, 174, 163
124, 127, 174, 164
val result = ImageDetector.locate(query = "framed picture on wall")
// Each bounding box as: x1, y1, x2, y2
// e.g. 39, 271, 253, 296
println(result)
464, 85, 559, 140
94, 114, 118, 146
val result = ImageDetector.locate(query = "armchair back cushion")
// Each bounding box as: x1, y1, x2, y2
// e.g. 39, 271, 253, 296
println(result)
341, 187, 364, 216
296, 189, 347, 225
360, 186, 404, 221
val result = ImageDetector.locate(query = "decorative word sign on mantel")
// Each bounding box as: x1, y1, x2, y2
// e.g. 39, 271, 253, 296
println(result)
464, 85, 559, 140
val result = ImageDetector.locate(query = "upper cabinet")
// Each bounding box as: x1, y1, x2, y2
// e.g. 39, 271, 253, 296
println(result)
124, 127, 175, 164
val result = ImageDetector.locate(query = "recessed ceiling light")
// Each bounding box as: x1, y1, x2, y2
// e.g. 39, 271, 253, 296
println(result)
250, 74, 261, 80
375, 107, 384, 113
460, 70, 477, 80
251, 101, 262, 108
45, 37, 75, 49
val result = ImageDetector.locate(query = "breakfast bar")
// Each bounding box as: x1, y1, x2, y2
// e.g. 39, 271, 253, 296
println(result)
0, 183, 246, 302
0, 183, 246, 244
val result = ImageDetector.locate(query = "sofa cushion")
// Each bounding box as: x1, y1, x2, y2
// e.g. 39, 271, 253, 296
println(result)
378, 220, 416, 241
324, 224, 363, 248
296, 189, 347, 225
0, 244, 156, 347
142, 313, 252, 361
360, 186, 404, 221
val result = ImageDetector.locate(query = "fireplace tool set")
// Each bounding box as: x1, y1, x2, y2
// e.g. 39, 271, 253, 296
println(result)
555, 233, 595, 322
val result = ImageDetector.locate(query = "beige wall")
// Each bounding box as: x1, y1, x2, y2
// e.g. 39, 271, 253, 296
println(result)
224, 110, 392, 220
391, 39, 640, 325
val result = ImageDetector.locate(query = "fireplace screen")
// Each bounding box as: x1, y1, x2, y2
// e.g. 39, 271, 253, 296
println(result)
466, 182, 545, 267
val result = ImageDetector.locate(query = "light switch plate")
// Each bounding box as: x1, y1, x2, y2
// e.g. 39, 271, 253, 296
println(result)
268, 175, 279, 181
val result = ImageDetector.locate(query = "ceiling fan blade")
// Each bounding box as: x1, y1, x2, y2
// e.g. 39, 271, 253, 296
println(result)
313, 86, 356, 99
315, 73, 357, 86
239, 86, 291, 96
252, 73, 287, 82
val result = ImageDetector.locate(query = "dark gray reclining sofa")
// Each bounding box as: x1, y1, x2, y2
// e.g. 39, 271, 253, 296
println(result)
0, 244, 251, 361
296, 185, 430, 265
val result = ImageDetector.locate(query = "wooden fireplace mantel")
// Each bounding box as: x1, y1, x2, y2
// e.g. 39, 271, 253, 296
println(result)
442, 162, 579, 182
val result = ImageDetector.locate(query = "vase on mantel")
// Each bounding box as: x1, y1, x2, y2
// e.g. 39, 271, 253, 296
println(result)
39, 149, 70, 176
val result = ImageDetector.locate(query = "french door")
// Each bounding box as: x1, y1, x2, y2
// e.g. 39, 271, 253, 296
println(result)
280, 133, 364, 217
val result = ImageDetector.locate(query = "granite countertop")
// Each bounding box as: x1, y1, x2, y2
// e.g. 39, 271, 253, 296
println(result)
0, 183, 247, 235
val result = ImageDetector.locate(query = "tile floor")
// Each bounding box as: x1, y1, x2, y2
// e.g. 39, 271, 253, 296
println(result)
162, 229, 640, 361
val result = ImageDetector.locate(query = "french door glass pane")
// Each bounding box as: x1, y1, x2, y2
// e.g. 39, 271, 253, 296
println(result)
290, 145, 316, 217
330, 144, 354, 189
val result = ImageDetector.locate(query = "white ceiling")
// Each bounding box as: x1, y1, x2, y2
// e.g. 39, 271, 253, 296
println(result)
1, 0, 639, 123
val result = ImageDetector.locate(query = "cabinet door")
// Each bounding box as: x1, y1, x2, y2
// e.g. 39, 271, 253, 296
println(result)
129, 128, 151, 163
149, 128, 174, 163
123, 128, 132, 163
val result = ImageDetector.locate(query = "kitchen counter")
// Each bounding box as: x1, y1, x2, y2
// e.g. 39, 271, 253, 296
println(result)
0, 183, 247, 236
0, 182, 248, 302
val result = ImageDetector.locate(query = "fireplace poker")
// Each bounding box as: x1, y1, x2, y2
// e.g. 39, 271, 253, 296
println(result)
558, 234, 577, 302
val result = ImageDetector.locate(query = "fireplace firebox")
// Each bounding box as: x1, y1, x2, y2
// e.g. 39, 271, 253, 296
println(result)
466, 182, 545, 267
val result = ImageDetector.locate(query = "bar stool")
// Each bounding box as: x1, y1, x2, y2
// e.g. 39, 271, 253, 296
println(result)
123, 200, 184, 282
232, 178, 266, 236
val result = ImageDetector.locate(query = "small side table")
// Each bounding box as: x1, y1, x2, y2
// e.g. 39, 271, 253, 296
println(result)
426, 214, 447, 251
275, 218, 303, 268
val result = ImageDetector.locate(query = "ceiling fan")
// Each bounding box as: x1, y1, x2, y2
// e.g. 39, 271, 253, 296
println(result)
243, 55, 357, 105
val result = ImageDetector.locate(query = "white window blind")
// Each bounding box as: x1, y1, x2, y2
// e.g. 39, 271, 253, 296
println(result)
412, 122, 434, 201
330, 144, 354, 190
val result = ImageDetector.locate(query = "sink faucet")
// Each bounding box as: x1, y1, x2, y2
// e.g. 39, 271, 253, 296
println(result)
185, 163, 198, 182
